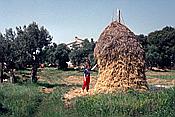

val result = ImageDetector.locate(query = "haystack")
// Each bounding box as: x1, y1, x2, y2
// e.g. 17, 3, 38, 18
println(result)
94, 21, 148, 93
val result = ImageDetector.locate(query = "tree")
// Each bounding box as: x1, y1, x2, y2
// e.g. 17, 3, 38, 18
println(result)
1, 22, 52, 83
44, 43, 70, 69
137, 27, 175, 69
145, 45, 160, 67
15, 22, 52, 83
15, 26, 32, 69
89, 38, 96, 66
69, 38, 96, 67
137, 34, 148, 50
145, 26, 175, 68
4, 28, 17, 83
55, 43, 70, 69
44, 43, 58, 66
26, 22, 52, 83
0, 33, 6, 83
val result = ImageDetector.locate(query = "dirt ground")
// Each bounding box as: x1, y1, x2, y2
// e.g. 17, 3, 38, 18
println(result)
63, 76, 97, 108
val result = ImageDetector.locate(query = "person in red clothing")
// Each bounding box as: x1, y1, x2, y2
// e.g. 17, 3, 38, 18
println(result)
82, 61, 91, 93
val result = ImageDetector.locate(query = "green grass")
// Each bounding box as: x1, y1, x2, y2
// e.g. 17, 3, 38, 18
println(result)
146, 70, 175, 79
0, 68, 175, 117
0, 84, 44, 117
75, 89, 175, 117
146, 75, 175, 79
0, 83, 73, 117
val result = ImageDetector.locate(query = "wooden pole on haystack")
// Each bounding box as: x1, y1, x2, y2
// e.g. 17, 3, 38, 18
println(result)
118, 9, 121, 23
116, 9, 125, 25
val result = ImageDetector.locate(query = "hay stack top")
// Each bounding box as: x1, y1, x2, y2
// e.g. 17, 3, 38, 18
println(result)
94, 21, 144, 67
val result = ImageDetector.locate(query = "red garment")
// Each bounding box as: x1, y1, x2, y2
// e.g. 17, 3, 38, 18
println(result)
82, 76, 90, 91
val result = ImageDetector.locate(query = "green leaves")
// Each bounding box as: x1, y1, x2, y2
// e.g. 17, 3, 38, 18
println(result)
44, 43, 70, 69
13, 22, 52, 68
138, 26, 175, 68
69, 38, 96, 67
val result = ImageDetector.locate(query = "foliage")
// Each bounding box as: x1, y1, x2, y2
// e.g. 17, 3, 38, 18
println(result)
0, 22, 52, 69
0, 33, 6, 63
0, 22, 52, 83
14, 22, 52, 67
54, 43, 70, 69
43, 43, 57, 65
69, 38, 96, 67
44, 43, 70, 69
0, 29, 17, 83
137, 26, 175, 69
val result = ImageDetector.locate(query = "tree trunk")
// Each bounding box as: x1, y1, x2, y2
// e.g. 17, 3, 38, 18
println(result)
31, 55, 39, 83
0, 62, 4, 83
10, 69, 16, 83
31, 61, 38, 83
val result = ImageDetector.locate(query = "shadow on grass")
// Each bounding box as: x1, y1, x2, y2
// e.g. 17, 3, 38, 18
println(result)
0, 103, 10, 115
36, 82, 82, 88
149, 69, 169, 72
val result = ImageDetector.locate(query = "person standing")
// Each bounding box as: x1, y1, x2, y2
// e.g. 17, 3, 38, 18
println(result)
82, 61, 91, 93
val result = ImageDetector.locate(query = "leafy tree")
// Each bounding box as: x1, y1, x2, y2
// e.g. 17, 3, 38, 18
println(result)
0, 22, 52, 83
0, 33, 6, 83
0, 29, 16, 83
137, 34, 148, 50
69, 38, 96, 67
148, 27, 175, 68
89, 38, 96, 66
140, 26, 175, 69
44, 43, 70, 69
15, 22, 52, 83
4, 28, 17, 83
145, 45, 160, 67
44, 43, 58, 65
55, 43, 70, 69
26, 22, 52, 83
69, 47, 84, 67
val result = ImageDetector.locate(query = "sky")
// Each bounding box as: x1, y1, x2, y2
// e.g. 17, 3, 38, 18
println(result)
0, 0, 175, 44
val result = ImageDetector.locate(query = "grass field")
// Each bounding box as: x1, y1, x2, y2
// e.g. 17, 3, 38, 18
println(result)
146, 70, 175, 79
0, 68, 175, 117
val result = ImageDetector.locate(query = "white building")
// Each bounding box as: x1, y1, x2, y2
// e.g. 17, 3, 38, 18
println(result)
66, 36, 84, 49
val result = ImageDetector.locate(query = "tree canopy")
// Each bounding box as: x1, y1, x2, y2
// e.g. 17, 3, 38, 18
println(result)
137, 26, 175, 69
44, 43, 70, 69
0, 22, 52, 83
69, 38, 96, 67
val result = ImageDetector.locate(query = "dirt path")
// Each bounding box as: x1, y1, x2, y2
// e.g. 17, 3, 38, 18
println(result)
63, 75, 97, 108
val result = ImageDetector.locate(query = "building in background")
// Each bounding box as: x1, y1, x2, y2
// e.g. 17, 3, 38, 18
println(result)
67, 36, 84, 49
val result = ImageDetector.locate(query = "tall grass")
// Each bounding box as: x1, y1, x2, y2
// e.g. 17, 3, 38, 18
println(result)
75, 88, 175, 117
0, 83, 73, 117
0, 84, 44, 117
0, 68, 80, 117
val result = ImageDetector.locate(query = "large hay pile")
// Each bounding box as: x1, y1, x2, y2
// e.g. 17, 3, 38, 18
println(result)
94, 21, 148, 93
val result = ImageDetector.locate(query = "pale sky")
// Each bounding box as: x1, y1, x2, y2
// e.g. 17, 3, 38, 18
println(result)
0, 0, 175, 43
